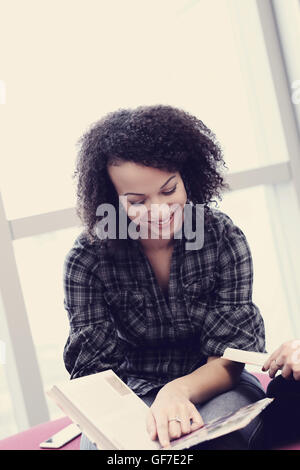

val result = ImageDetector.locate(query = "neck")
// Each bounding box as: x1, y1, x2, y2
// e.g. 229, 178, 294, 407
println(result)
138, 236, 174, 253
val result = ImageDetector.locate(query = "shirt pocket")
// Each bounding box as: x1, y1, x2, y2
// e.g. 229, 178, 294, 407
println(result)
182, 273, 216, 297
181, 274, 216, 329
103, 289, 146, 343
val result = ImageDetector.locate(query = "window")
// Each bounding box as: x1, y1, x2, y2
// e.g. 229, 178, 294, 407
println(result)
218, 185, 294, 353
0, 0, 299, 438
0, 367, 18, 439
12, 227, 83, 422
0, 0, 289, 220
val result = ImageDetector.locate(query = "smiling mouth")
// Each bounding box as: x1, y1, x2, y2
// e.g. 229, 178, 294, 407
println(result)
149, 211, 175, 226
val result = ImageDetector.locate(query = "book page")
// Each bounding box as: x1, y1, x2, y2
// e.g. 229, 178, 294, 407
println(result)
170, 397, 274, 450
53, 370, 157, 449
100, 405, 161, 450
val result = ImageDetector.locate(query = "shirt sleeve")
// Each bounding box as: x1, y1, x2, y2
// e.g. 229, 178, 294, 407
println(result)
62, 244, 127, 381
200, 214, 266, 358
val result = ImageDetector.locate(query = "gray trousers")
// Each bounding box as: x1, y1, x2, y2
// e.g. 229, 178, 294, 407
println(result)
80, 369, 266, 450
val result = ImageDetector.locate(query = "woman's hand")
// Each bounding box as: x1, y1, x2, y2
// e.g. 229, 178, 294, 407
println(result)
262, 339, 300, 380
145, 380, 204, 449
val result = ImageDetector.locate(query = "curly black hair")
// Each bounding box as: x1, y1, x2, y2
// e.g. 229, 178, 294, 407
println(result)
73, 104, 229, 246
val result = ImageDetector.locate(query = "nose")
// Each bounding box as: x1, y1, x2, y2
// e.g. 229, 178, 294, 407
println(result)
147, 203, 173, 222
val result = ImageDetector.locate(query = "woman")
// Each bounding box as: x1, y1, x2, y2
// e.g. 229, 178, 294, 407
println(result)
63, 104, 266, 450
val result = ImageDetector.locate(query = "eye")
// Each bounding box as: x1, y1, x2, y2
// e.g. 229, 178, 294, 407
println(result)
162, 185, 177, 196
130, 201, 145, 206
129, 185, 177, 206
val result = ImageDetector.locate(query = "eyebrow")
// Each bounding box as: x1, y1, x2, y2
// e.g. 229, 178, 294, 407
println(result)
123, 175, 177, 196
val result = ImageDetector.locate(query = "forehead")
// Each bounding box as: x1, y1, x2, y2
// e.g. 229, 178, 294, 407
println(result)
107, 161, 178, 194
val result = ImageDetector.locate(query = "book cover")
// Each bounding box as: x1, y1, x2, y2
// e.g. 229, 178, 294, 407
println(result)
222, 347, 269, 367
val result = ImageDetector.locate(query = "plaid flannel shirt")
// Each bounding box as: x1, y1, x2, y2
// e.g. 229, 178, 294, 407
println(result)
63, 204, 266, 397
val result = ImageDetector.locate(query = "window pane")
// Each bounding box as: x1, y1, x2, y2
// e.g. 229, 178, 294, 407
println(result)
0, 365, 18, 439
217, 185, 294, 354
13, 226, 82, 422
0, 0, 288, 219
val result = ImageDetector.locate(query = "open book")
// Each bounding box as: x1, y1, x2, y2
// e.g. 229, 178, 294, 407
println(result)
47, 369, 273, 450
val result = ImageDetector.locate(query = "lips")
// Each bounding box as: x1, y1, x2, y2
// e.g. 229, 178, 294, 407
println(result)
150, 211, 175, 225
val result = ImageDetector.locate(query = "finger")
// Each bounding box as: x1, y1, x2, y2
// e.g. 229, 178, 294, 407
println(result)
169, 404, 191, 437
288, 350, 300, 380
262, 346, 281, 371
268, 363, 279, 378
168, 420, 182, 440
275, 353, 285, 368
190, 408, 204, 431
180, 412, 192, 435
281, 362, 292, 379
290, 339, 300, 350
146, 410, 157, 440
293, 365, 300, 381
155, 414, 171, 449
290, 348, 300, 366
268, 359, 281, 378
291, 350, 300, 381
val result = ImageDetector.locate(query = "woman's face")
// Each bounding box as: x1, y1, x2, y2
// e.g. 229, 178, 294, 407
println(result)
107, 161, 188, 242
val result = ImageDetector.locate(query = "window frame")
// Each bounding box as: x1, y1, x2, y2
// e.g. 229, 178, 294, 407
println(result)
0, 0, 300, 434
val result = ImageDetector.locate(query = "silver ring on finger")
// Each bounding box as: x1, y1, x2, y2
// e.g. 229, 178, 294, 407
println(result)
168, 416, 182, 423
